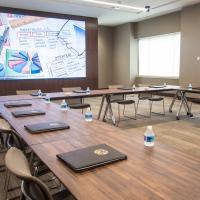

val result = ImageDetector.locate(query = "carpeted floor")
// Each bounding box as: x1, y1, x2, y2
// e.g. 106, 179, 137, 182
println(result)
1, 95, 200, 199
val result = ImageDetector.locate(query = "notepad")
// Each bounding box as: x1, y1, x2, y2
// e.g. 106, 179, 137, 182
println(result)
73, 90, 87, 94
149, 85, 166, 88
12, 110, 45, 117
31, 92, 46, 96
24, 121, 70, 134
4, 102, 32, 108
118, 87, 133, 90
57, 144, 127, 172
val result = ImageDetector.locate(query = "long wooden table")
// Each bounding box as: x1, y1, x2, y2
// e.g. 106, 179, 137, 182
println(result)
0, 85, 198, 123
47, 85, 182, 125
0, 99, 199, 200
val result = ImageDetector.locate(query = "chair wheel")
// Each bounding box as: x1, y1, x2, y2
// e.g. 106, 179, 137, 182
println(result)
176, 116, 180, 120
190, 114, 193, 117
169, 109, 172, 113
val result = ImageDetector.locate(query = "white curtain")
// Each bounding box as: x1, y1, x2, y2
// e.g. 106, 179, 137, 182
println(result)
139, 33, 180, 77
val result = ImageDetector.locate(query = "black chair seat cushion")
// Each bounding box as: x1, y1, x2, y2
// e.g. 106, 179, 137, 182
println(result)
191, 98, 200, 104
117, 100, 135, 105
148, 97, 164, 101
69, 103, 90, 109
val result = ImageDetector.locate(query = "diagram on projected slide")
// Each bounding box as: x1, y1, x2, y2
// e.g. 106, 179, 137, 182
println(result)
0, 13, 86, 79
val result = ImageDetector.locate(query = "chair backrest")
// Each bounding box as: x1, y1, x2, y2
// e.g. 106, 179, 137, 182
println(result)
108, 85, 124, 101
5, 147, 31, 178
62, 87, 82, 105
16, 90, 38, 95
0, 118, 11, 131
6, 130, 25, 150
5, 147, 53, 200
137, 84, 152, 99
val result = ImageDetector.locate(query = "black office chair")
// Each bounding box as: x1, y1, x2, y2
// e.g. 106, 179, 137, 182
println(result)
62, 87, 90, 112
136, 84, 165, 117
108, 85, 136, 124
5, 147, 74, 200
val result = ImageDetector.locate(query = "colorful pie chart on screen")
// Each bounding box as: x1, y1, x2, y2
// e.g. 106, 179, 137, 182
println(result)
0, 63, 4, 72
6, 49, 43, 75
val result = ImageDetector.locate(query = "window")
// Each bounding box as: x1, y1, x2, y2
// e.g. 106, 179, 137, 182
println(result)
138, 33, 180, 77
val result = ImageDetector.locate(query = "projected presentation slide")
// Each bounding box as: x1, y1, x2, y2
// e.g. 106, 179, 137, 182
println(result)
0, 12, 86, 79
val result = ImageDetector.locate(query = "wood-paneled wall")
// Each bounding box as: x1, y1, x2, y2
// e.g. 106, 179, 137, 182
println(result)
0, 7, 98, 95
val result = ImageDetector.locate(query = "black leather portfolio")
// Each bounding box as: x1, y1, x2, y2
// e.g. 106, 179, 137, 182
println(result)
12, 109, 45, 117
73, 90, 87, 93
4, 102, 32, 108
24, 121, 70, 134
57, 144, 127, 172
149, 85, 166, 88
31, 92, 46, 96
118, 87, 133, 90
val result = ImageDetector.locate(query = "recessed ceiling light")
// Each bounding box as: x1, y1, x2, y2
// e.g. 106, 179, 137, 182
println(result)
81, 0, 147, 12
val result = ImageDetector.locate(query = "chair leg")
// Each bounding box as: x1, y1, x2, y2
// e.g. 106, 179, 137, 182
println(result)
134, 102, 137, 120
149, 101, 153, 118
163, 99, 165, 115
118, 104, 121, 125
189, 102, 193, 114
4, 169, 11, 200
19, 193, 26, 200
123, 104, 125, 116
136, 99, 140, 115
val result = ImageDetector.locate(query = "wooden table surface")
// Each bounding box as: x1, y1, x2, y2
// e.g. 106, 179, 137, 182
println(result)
32, 126, 200, 200
1, 88, 199, 200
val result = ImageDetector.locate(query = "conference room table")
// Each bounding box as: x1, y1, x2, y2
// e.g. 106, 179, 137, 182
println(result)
0, 99, 199, 200
0, 85, 198, 123
46, 85, 198, 123
46, 85, 182, 125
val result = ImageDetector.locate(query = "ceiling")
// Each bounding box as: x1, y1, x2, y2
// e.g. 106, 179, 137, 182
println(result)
0, 0, 200, 26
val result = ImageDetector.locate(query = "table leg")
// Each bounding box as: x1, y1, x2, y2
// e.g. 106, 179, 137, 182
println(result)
176, 92, 184, 120
97, 95, 105, 120
182, 92, 193, 117
102, 95, 116, 126
169, 90, 179, 112
102, 99, 109, 122
106, 96, 116, 126
176, 91, 193, 120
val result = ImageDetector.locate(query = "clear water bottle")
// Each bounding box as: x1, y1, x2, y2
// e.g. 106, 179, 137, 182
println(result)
60, 100, 68, 111
188, 83, 192, 89
132, 84, 136, 90
38, 89, 42, 96
45, 94, 50, 104
144, 126, 155, 147
164, 83, 167, 87
85, 108, 93, 122
86, 87, 90, 94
